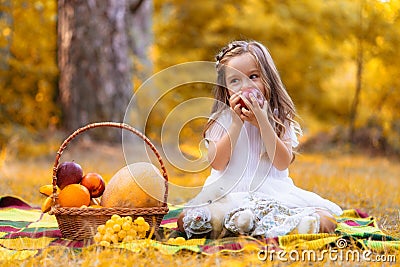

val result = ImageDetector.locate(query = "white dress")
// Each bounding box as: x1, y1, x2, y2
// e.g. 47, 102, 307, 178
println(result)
201, 108, 343, 216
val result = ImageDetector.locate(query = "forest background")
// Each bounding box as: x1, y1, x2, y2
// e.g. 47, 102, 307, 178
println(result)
0, 0, 399, 202
1, 0, 399, 160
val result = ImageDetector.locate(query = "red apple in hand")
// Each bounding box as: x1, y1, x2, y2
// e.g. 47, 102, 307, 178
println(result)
238, 88, 265, 109
56, 161, 83, 189
81, 173, 106, 198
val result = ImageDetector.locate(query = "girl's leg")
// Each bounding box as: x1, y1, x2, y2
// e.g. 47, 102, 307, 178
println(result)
177, 211, 185, 233
316, 209, 337, 233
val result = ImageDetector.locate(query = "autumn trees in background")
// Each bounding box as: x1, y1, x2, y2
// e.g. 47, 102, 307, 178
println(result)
0, 0, 151, 145
0, 0, 58, 146
0, 0, 399, 155
154, 0, 400, 153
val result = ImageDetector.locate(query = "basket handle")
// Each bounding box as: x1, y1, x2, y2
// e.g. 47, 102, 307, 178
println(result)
52, 122, 168, 206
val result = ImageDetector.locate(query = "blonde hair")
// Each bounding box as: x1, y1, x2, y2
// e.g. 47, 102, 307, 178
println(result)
205, 40, 301, 139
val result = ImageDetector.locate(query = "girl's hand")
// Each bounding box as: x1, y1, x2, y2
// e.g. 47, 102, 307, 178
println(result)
228, 91, 244, 125
240, 93, 269, 128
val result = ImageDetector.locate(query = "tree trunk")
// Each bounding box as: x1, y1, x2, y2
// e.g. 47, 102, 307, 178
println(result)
0, 0, 12, 72
58, 0, 132, 141
126, 0, 153, 80
124, 0, 153, 126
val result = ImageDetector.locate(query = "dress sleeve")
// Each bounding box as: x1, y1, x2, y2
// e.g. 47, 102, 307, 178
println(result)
282, 122, 300, 148
204, 109, 231, 147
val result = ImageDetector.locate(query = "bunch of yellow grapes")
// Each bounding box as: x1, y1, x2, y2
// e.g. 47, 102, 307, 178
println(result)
94, 214, 150, 247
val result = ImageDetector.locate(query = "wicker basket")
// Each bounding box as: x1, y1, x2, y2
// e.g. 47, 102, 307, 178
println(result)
48, 122, 169, 240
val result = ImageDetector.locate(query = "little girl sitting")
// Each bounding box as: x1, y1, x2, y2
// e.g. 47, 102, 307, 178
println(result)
177, 40, 342, 239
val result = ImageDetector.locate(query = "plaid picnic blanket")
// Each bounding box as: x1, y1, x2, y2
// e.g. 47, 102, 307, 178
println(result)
0, 195, 399, 261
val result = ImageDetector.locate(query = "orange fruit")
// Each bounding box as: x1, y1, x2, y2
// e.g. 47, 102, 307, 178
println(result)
58, 184, 91, 207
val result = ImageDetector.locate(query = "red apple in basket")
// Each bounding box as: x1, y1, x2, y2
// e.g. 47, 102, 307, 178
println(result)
56, 161, 84, 189
81, 172, 106, 198
238, 88, 265, 110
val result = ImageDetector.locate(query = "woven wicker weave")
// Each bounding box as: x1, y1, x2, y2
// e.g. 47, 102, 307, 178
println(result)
48, 122, 169, 240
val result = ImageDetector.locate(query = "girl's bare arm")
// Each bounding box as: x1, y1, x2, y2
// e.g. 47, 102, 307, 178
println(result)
207, 121, 242, 170
241, 95, 292, 170
257, 114, 292, 170
208, 92, 243, 170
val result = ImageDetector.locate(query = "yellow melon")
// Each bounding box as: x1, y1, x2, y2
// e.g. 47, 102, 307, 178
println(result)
100, 162, 166, 208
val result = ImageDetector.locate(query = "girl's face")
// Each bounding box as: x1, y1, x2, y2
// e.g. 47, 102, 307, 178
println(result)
224, 53, 266, 97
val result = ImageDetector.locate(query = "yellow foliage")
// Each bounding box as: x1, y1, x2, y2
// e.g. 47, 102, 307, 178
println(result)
152, 0, 400, 154
1, 0, 400, 156
0, 0, 59, 150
